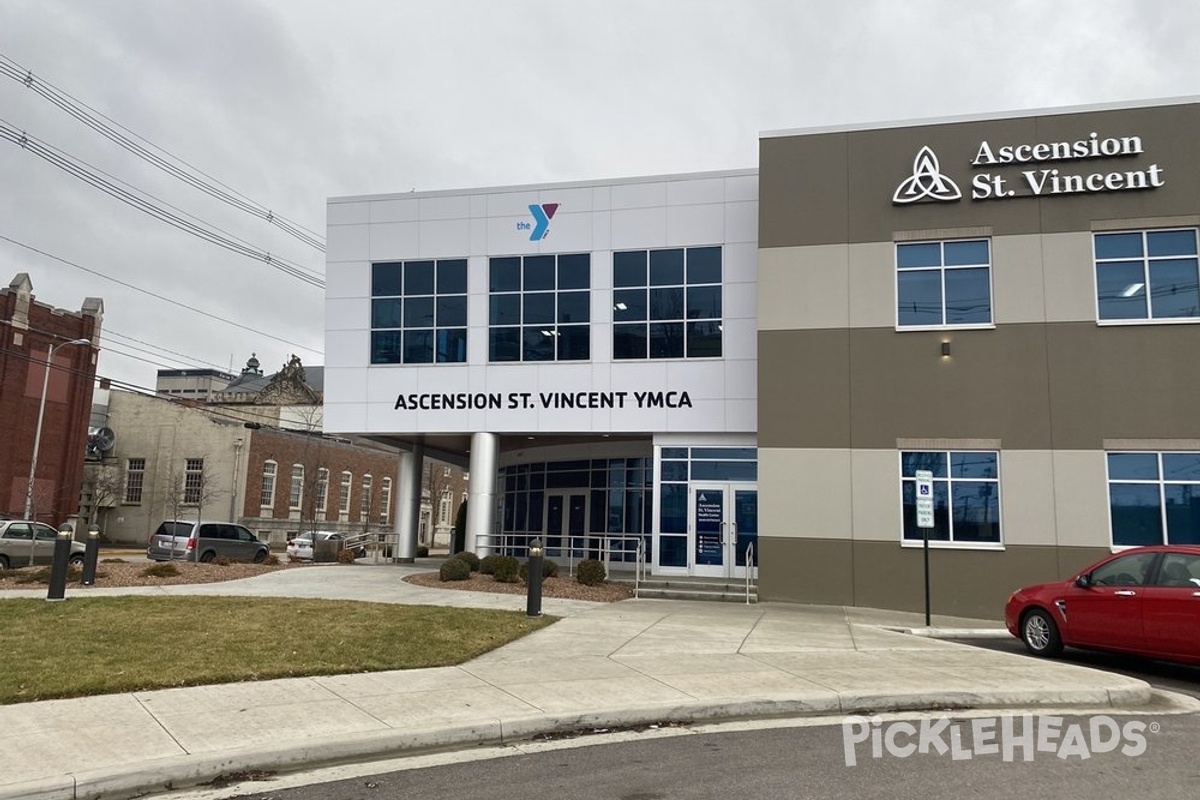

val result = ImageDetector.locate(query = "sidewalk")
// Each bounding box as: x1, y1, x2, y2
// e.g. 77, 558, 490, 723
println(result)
0, 565, 1165, 800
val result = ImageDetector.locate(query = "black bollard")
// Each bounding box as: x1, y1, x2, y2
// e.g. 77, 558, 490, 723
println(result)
526, 537, 543, 618
47, 528, 72, 601
82, 526, 101, 586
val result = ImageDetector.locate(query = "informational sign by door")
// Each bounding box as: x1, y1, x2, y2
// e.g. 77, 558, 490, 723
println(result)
695, 490, 724, 566
915, 470, 934, 529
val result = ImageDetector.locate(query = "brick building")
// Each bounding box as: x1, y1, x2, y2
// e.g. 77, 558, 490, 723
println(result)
1, 273, 102, 525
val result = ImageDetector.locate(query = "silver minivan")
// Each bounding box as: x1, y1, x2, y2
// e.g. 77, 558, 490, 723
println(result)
146, 520, 269, 563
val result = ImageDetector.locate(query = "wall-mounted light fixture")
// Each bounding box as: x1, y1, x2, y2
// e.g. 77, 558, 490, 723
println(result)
941, 341, 952, 358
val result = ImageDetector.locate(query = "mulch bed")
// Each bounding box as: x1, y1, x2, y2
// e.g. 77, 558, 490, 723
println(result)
403, 570, 633, 602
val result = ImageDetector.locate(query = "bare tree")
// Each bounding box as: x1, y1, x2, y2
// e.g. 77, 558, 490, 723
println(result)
78, 463, 122, 535
161, 457, 222, 523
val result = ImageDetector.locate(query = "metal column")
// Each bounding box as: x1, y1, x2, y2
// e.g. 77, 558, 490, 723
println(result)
465, 432, 497, 557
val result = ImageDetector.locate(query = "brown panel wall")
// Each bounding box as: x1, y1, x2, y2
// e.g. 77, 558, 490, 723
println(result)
761, 322, 1200, 451
759, 536, 1111, 620
758, 329, 850, 449
759, 133, 849, 251
760, 102, 1200, 249
758, 536, 855, 607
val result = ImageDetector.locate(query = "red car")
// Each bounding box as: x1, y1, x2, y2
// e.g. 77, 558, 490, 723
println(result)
1005, 545, 1200, 665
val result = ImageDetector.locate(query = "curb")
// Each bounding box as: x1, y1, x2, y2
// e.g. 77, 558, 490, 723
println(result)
885, 627, 1012, 640
1, 684, 1155, 800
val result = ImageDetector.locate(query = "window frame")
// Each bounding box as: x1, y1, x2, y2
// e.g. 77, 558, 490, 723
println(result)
360, 475, 373, 521
183, 458, 204, 505
260, 460, 277, 508
894, 238, 994, 331
315, 467, 330, 515
612, 246, 723, 360
1106, 450, 1200, 549
379, 477, 392, 524
370, 258, 469, 365
488, 252, 591, 363
289, 464, 305, 511
124, 457, 146, 504
338, 471, 353, 515
898, 450, 1003, 549
1093, 227, 1200, 324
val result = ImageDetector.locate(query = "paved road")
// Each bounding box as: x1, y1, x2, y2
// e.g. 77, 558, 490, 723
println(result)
168, 712, 1200, 800
957, 637, 1200, 700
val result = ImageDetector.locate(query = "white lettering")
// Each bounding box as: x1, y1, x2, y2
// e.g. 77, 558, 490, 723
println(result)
972, 718, 999, 756
1089, 716, 1122, 754
884, 721, 918, 758
1002, 715, 1036, 762
842, 716, 871, 766
1121, 721, 1148, 757
1038, 715, 1063, 753
919, 717, 951, 755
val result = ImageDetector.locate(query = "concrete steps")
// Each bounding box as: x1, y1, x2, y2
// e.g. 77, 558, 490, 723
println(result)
613, 575, 758, 604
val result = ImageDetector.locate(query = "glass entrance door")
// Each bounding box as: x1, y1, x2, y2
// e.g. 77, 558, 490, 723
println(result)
691, 485, 757, 578
545, 492, 587, 560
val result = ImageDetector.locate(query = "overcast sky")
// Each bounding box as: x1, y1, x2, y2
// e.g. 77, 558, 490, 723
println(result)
3, 0, 1198, 391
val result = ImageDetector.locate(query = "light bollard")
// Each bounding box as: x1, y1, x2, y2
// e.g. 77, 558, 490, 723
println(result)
47, 525, 73, 602
526, 538, 543, 618
82, 525, 101, 586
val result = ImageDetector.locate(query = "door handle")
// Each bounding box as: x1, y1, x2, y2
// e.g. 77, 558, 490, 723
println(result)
1114, 590, 1137, 597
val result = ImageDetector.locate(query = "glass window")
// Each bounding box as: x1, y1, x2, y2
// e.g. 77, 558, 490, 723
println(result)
614, 247, 722, 359
370, 258, 468, 364
1095, 229, 1200, 322
339, 472, 352, 514
489, 253, 590, 362
896, 239, 992, 328
1108, 451, 1200, 546
900, 450, 1000, 545
289, 465, 304, 510
124, 458, 146, 504
316, 468, 329, 514
260, 461, 277, 508
1090, 552, 1158, 586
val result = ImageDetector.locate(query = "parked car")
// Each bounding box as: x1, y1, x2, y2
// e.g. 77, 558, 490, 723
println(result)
285, 531, 365, 561
146, 520, 269, 563
0, 520, 86, 569
1006, 545, 1200, 665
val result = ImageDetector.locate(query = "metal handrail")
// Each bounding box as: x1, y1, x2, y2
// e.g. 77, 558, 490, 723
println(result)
745, 541, 755, 604
634, 538, 645, 598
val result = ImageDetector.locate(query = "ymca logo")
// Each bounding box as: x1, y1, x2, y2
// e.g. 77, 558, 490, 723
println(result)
517, 203, 559, 241
893, 146, 962, 204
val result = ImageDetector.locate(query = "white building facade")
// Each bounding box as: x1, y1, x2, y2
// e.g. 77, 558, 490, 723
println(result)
325, 171, 760, 577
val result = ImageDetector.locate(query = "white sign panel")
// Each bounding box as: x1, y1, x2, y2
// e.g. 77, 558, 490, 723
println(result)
915, 470, 934, 530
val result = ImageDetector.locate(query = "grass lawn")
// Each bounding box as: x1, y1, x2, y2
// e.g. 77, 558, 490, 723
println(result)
0, 597, 555, 704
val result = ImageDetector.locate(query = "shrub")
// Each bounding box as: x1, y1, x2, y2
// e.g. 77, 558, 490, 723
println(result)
16, 566, 81, 584
100, 557, 127, 564
492, 555, 521, 583
454, 551, 481, 572
263, 553, 280, 566
576, 559, 607, 586
519, 558, 560, 583
142, 562, 180, 578
337, 548, 358, 564
479, 554, 500, 575
439, 557, 471, 582
417, 545, 429, 558
212, 556, 233, 567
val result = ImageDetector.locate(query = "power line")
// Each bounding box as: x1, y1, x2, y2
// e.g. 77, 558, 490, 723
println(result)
104, 327, 234, 373
0, 233, 323, 356
0, 54, 326, 252
0, 119, 325, 288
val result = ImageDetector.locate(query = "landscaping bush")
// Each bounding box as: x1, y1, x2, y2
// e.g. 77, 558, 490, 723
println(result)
575, 558, 607, 586
519, 558, 560, 583
479, 554, 500, 575
492, 555, 521, 583
337, 548, 358, 564
439, 557, 471, 582
417, 545, 429, 558
263, 553, 281, 566
212, 556, 233, 566
454, 551, 481, 572
100, 557, 127, 564
142, 562, 180, 578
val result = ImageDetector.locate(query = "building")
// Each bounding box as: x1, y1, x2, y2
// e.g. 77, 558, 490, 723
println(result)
88, 389, 404, 548
0, 273, 102, 526
325, 97, 1200, 617
155, 368, 236, 402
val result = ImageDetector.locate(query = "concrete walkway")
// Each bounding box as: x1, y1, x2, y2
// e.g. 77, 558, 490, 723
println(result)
0, 564, 1165, 800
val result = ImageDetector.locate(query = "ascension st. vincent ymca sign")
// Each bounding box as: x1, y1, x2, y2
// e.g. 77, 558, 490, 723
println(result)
893, 131, 1165, 204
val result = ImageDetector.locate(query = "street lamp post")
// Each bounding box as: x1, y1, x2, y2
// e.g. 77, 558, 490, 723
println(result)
24, 338, 91, 522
